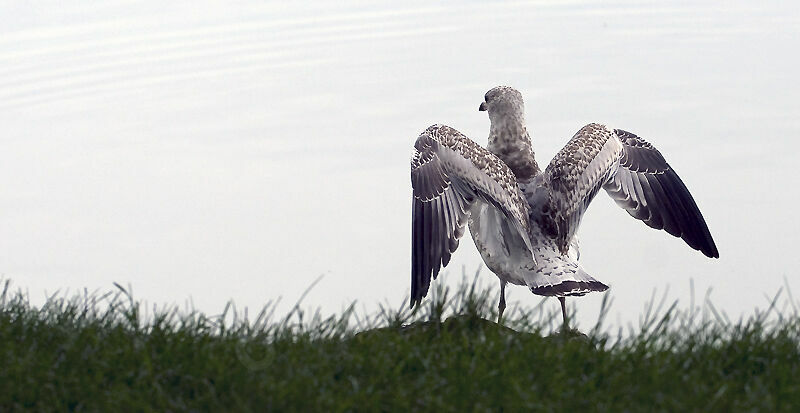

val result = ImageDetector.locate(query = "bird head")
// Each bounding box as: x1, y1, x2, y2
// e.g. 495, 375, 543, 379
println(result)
479, 86, 525, 123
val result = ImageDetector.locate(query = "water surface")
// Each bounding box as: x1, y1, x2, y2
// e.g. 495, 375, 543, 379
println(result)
1, 0, 799, 328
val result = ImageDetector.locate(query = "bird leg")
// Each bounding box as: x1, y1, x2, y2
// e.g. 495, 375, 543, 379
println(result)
558, 296, 568, 330
497, 280, 507, 323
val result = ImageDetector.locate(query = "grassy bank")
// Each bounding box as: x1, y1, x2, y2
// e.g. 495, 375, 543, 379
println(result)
1, 277, 799, 411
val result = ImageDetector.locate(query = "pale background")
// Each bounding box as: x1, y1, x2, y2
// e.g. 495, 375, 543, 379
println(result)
1, 0, 799, 329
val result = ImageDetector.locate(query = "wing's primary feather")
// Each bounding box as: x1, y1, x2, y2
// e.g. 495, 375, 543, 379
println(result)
410, 124, 533, 307
604, 129, 719, 258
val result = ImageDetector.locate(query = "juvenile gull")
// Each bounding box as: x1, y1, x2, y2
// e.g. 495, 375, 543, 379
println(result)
410, 86, 718, 326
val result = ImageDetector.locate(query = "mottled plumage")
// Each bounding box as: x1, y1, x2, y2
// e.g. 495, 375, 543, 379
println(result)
534, 123, 622, 254
410, 86, 718, 324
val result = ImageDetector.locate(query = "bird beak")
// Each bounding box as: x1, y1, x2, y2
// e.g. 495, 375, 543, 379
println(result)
479, 102, 487, 111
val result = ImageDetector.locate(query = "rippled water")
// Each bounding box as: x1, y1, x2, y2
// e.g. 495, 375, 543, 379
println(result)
1, 1, 799, 328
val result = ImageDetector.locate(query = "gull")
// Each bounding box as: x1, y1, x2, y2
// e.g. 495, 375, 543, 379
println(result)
410, 86, 718, 327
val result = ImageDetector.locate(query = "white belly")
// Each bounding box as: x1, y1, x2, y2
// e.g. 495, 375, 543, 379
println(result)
467, 203, 536, 286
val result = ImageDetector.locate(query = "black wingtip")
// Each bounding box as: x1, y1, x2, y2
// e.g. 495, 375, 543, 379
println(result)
702, 242, 720, 259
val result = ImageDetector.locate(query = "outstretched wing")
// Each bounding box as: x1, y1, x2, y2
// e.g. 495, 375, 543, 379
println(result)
603, 128, 719, 258
411, 124, 533, 307
535, 123, 718, 258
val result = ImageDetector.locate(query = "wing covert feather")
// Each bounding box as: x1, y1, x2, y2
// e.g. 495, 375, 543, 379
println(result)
535, 124, 623, 253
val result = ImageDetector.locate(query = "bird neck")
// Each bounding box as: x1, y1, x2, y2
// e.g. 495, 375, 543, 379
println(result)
487, 117, 540, 181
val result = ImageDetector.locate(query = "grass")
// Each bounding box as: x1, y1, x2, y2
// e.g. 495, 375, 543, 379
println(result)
1, 274, 799, 412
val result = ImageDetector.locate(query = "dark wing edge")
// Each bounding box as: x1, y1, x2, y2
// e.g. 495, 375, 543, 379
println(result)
603, 129, 719, 258
410, 124, 532, 308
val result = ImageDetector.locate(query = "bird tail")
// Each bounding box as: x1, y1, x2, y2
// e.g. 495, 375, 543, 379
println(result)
524, 252, 608, 297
